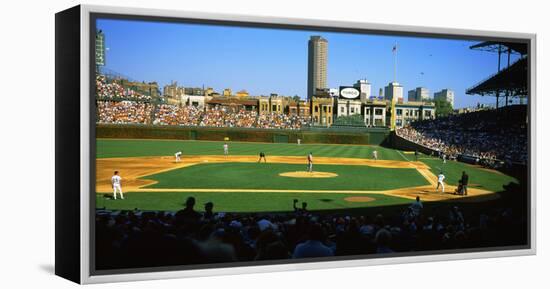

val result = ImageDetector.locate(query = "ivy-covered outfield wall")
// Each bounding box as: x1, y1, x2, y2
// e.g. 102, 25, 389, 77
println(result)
96, 124, 391, 145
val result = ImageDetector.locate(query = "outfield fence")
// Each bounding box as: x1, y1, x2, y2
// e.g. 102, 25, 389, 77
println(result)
96, 124, 390, 145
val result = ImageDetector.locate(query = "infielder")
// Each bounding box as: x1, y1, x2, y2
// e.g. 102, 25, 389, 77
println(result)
111, 171, 124, 200
223, 142, 229, 156
258, 152, 267, 163
372, 150, 378, 161
175, 151, 182, 163
307, 152, 313, 172
436, 172, 445, 193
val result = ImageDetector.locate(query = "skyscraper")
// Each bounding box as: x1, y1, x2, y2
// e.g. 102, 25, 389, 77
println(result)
95, 30, 105, 71
385, 82, 404, 102
308, 36, 328, 100
434, 89, 455, 108
408, 87, 430, 102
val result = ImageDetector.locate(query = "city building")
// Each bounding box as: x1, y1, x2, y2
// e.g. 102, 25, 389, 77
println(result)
204, 87, 215, 96
95, 30, 105, 70
184, 87, 204, 96
310, 96, 334, 126
394, 102, 436, 128
206, 98, 257, 112
120, 80, 160, 98
329, 88, 339, 98
163, 81, 185, 105
434, 88, 455, 107
287, 100, 311, 117
163, 81, 184, 98
364, 100, 388, 127
384, 82, 404, 102
307, 36, 328, 100
222, 88, 232, 97
354, 79, 372, 102
407, 87, 430, 102
182, 95, 208, 109
235, 90, 249, 98
258, 95, 286, 115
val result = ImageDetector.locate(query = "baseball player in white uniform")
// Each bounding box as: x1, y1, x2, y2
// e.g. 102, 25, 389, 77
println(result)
111, 171, 124, 200
223, 143, 229, 156
436, 172, 445, 193
307, 152, 313, 172
372, 150, 378, 161
175, 151, 182, 163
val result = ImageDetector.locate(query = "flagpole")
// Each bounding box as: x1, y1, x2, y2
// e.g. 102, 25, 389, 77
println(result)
393, 42, 397, 83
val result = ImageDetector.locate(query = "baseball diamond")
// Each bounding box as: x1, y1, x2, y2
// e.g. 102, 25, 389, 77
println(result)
95, 138, 517, 212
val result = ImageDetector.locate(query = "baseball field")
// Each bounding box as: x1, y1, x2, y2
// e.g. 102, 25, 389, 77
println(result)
95, 139, 519, 212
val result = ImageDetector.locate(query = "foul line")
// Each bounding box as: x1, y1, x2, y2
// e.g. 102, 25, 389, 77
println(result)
396, 150, 411, 162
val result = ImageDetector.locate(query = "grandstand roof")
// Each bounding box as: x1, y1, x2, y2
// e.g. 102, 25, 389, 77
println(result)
470, 41, 528, 55
466, 57, 527, 97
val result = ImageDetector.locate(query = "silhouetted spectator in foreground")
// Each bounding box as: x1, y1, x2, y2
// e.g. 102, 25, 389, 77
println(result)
203, 201, 215, 220
409, 196, 423, 217
375, 228, 394, 254
175, 197, 202, 227
292, 224, 334, 258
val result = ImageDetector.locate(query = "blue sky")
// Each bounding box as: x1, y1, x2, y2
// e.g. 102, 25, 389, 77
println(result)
97, 18, 520, 108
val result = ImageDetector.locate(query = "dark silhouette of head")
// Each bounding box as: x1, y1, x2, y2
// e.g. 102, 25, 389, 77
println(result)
205, 201, 214, 212
185, 197, 196, 209
416, 196, 420, 202
114, 171, 118, 175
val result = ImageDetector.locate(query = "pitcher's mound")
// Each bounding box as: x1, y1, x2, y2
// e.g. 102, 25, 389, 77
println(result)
344, 196, 376, 203
279, 171, 338, 178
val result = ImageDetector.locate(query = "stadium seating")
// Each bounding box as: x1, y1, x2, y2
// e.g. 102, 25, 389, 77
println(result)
95, 186, 526, 269
397, 105, 527, 165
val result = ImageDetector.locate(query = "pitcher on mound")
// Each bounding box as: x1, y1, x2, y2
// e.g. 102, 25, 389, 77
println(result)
307, 152, 313, 172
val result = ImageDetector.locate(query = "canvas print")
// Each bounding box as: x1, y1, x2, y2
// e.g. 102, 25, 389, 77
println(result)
93, 17, 529, 271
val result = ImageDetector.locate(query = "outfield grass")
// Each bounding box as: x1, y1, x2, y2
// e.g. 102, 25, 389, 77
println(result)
97, 139, 407, 160
143, 162, 429, 191
95, 191, 412, 212
420, 157, 518, 192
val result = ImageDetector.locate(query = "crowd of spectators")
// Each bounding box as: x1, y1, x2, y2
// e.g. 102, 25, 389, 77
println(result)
96, 75, 152, 101
199, 107, 258, 128
96, 101, 153, 124
396, 106, 528, 165
96, 74, 313, 129
96, 193, 525, 269
98, 101, 312, 129
152, 104, 203, 126
257, 113, 310, 130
